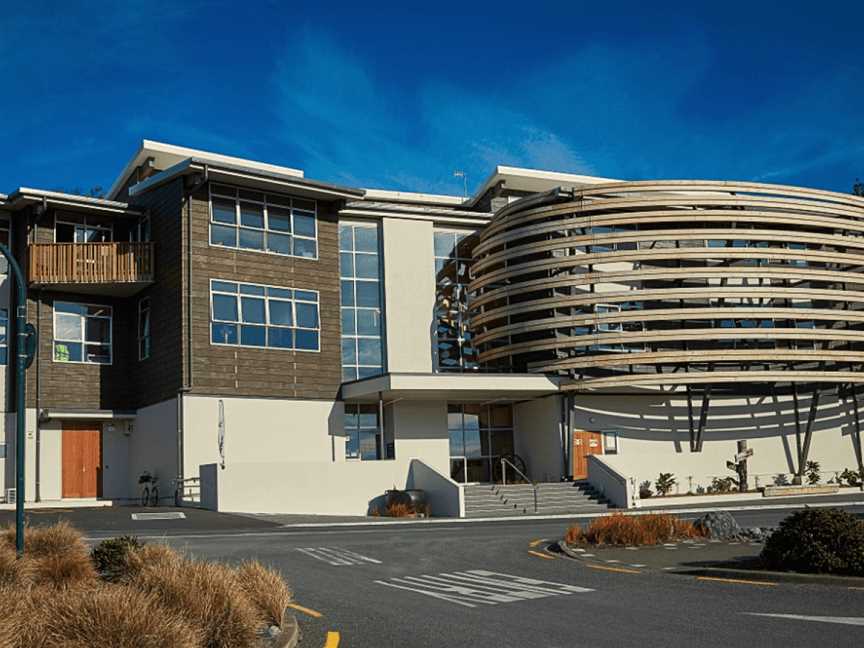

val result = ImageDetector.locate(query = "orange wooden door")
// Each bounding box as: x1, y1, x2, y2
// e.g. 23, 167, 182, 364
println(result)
572, 430, 603, 479
62, 423, 102, 498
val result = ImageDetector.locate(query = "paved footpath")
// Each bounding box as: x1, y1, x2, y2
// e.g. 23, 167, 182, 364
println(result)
4, 501, 864, 647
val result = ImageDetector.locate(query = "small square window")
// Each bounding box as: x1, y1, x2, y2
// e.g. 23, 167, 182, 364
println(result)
603, 431, 619, 454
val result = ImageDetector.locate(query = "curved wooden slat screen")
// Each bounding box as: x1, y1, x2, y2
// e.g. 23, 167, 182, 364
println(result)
468, 181, 864, 392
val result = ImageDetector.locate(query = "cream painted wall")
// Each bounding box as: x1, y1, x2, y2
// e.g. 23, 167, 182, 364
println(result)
37, 420, 61, 501
573, 391, 863, 493
388, 400, 449, 474
182, 395, 345, 480
128, 398, 179, 502
101, 422, 130, 499
381, 218, 436, 373
514, 396, 564, 482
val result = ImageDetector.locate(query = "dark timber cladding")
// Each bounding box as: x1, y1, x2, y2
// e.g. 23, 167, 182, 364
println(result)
187, 183, 342, 400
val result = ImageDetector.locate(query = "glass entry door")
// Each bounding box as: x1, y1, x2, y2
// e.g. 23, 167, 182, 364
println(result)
448, 403, 514, 483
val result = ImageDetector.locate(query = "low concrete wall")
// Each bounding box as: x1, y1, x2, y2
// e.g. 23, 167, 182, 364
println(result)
587, 454, 633, 509
199, 456, 460, 517
407, 459, 463, 517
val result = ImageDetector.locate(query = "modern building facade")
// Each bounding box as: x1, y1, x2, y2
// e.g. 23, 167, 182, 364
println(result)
0, 141, 862, 516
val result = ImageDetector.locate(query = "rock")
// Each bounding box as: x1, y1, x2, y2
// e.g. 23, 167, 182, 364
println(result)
693, 511, 744, 540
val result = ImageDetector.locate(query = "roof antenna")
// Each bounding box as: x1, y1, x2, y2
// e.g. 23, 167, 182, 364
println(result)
453, 170, 468, 199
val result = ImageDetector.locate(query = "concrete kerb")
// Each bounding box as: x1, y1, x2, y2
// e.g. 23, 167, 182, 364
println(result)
669, 566, 864, 588
264, 608, 300, 648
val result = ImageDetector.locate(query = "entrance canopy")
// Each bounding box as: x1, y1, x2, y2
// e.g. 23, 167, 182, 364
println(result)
340, 372, 561, 403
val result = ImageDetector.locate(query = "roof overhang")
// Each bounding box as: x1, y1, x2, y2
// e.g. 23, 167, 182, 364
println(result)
466, 165, 619, 207
4, 188, 142, 216
108, 139, 305, 199
340, 372, 561, 402
340, 200, 491, 227
128, 158, 364, 202
361, 188, 466, 207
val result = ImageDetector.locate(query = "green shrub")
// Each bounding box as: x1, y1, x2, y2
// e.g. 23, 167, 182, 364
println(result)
655, 472, 676, 496
91, 535, 143, 582
638, 480, 653, 498
761, 508, 864, 576
772, 473, 790, 486
805, 461, 821, 485
840, 468, 863, 487
708, 476, 735, 493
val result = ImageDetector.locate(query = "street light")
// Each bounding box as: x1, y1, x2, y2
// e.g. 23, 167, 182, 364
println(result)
0, 244, 37, 556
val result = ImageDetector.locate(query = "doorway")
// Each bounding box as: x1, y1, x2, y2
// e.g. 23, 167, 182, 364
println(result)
61, 422, 102, 498
572, 430, 602, 480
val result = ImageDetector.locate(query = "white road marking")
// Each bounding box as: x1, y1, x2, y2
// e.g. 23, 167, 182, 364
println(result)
131, 512, 186, 521
745, 613, 864, 627
605, 560, 621, 564
296, 547, 381, 566
374, 570, 593, 608
630, 564, 646, 568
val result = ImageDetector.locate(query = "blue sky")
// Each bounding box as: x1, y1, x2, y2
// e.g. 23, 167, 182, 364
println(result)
1, 1, 862, 197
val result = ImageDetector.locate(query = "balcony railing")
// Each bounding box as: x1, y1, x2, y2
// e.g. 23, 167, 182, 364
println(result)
28, 242, 155, 287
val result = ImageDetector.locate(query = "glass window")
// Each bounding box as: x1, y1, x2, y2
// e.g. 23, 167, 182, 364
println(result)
448, 403, 514, 483
434, 229, 477, 372
0, 308, 7, 364
208, 184, 318, 260
603, 431, 619, 454
54, 301, 112, 364
138, 298, 151, 361
210, 279, 320, 352
340, 222, 384, 381
344, 404, 384, 461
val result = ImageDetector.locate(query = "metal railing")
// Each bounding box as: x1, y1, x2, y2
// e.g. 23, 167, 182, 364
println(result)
28, 242, 155, 285
500, 457, 538, 513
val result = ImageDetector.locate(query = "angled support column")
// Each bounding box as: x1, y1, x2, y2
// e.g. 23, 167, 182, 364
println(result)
791, 382, 803, 470
686, 385, 696, 452
695, 385, 712, 453
795, 387, 821, 482
850, 384, 864, 482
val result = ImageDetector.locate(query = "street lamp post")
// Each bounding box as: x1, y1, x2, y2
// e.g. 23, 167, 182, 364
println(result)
0, 244, 36, 556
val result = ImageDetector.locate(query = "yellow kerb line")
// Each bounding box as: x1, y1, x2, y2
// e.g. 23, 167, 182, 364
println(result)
528, 538, 545, 547
528, 550, 556, 560
324, 631, 341, 648
286, 602, 323, 618
696, 576, 777, 586
585, 563, 641, 574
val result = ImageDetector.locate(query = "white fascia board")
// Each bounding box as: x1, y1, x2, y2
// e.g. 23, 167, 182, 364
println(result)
341, 372, 560, 401
108, 139, 306, 199
362, 188, 466, 206
338, 208, 489, 227
466, 165, 620, 207
8, 188, 139, 215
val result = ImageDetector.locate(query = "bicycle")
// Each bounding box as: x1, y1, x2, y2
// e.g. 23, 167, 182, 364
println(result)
138, 471, 159, 507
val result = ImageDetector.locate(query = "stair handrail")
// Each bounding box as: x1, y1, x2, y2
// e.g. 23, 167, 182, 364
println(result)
500, 457, 538, 513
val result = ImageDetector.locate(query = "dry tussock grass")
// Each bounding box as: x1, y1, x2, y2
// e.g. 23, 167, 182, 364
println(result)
129, 547, 261, 647
565, 513, 703, 546
0, 583, 202, 648
1, 521, 87, 557
236, 560, 293, 627
385, 502, 414, 517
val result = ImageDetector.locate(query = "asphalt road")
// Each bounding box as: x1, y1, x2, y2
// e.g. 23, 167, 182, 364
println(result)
5, 504, 863, 647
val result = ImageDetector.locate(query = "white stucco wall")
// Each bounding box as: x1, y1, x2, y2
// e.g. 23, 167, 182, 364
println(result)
388, 400, 449, 474
381, 218, 436, 373
182, 395, 344, 479
514, 396, 564, 482
128, 397, 179, 501
572, 391, 862, 493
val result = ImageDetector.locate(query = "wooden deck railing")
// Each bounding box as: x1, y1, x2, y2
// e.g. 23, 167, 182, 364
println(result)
28, 242, 155, 285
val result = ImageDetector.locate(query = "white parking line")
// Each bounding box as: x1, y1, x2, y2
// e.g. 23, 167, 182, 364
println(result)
374, 570, 593, 608
296, 547, 381, 566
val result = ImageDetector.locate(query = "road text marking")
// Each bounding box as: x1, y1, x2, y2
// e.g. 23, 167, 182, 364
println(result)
744, 613, 864, 627
697, 576, 776, 586
374, 570, 593, 608
130, 512, 186, 521
286, 603, 323, 618
585, 563, 641, 575
297, 547, 381, 566
528, 550, 556, 560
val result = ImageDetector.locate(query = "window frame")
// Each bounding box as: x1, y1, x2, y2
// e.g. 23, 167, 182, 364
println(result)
603, 431, 619, 455
433, 228, 477, 372
138, 297, 151, 361
54, 215, 113, 243
208, 184, 319, 261
344, 403, 384, 461
52, 301, 113, 365
208, 278, 321, 353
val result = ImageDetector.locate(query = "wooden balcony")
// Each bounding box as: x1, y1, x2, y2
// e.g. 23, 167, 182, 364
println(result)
28, 242, 155, 295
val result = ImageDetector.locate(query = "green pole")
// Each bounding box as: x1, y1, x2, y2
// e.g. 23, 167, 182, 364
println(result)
0, 244, 30, 556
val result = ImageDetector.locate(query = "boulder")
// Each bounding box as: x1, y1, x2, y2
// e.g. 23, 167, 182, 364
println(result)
693, 511, 743, 540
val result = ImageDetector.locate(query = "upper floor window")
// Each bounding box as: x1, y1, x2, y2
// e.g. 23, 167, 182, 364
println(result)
209, 184, 317, 259
210, 279, 320, 352
339, 222, 383, 381
138, 297, 151, 360
434, 229, 478, 372
53, 302, 112, 364
55, 214, 112, 243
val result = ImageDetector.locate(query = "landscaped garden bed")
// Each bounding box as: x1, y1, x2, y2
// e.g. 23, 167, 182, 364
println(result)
0, 522, 294, 647
564, 512, 705, 546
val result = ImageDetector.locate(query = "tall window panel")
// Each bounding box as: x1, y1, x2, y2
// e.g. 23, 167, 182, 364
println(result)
448, 403, 514, 483
138, 297, 151, 361
344, 404, 382, 460
209, 280, 320, 352
433, 229, 478, 372
209, 184, 318, 260
339, 222, 384, 381
53, 302, 112, 364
